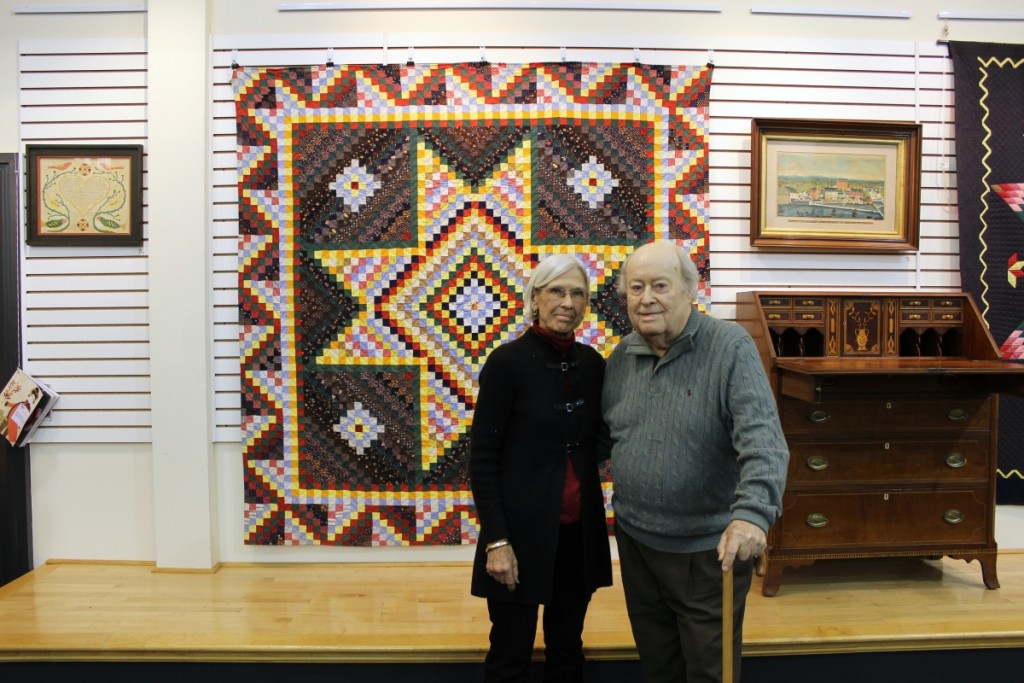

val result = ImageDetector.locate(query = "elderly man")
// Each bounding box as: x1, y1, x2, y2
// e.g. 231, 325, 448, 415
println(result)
602, 240, 789, 683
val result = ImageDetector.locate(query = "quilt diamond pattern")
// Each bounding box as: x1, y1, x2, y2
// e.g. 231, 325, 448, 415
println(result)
235, 62, 714, 545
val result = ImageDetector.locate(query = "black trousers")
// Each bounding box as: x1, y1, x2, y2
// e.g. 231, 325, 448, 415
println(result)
615, 523, 753, 683
483, 522, 591, 683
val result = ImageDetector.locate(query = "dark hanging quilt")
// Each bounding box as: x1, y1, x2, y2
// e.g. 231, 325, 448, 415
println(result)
233, 62, 714, 544
949, 41, 1024, 503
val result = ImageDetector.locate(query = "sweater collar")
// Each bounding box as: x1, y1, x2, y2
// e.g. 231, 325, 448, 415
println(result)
529, 322, 577, 352
624, 304, 702, 359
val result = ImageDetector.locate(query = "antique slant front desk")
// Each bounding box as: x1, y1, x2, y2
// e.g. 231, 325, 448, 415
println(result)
737, 291, 1024, 596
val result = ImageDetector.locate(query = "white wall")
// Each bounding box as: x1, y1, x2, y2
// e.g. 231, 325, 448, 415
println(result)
2, 0, 1023, 568
206, 0, 1024, 43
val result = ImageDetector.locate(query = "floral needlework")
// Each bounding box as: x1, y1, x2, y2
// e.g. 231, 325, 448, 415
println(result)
234, 62, 713, 545
39, 159, 131, 235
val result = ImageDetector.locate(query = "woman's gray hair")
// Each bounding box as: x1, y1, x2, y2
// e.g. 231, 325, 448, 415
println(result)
617, 241, 700, 301
523, 254, 591, 322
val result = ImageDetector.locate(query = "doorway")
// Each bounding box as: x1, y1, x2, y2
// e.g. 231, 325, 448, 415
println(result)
0, 152, 33, 585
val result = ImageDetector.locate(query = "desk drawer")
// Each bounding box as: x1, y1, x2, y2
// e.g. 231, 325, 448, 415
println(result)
808, 374, 990, 397
778, 489, 989, 549
901, 310, 964, 324
780, 397, 991, 435
787, 438, 990, 486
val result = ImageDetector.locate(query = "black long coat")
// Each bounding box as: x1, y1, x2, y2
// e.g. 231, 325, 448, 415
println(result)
469, 327, 613, 604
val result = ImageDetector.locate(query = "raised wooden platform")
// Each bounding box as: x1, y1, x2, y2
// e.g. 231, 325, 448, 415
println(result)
1, 552, 1023, 665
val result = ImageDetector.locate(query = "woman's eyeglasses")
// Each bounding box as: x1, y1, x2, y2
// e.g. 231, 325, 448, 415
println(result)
541, 286, 588, 302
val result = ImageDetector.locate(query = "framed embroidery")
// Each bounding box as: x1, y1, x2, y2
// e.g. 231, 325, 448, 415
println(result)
26, 144, 143, 247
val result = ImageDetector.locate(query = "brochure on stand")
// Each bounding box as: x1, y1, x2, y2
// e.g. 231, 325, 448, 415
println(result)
2, 368, 59, 447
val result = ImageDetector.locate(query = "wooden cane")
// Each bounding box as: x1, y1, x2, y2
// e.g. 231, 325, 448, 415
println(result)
723, 565, 733, 683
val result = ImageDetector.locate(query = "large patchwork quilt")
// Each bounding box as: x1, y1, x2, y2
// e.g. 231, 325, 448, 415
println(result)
234, 62, 713, 544
949, 41, 1024, 503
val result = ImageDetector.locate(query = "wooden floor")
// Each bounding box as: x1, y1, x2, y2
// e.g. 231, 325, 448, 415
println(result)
1, 551, 1023, 663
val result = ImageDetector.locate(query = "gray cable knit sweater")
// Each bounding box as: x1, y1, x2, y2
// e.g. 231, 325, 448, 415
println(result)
602, 306, 789, 553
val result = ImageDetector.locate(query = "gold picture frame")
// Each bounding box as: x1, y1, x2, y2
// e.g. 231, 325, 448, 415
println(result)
750, 119, 921, 252
25, 144, 143, 247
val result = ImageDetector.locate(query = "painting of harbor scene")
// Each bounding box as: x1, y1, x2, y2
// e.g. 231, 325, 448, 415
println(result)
775, 151, 886, 221
749, 118, 921, 252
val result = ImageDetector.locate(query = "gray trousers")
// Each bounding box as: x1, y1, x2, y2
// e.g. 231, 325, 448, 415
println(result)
615, 523, 753, 683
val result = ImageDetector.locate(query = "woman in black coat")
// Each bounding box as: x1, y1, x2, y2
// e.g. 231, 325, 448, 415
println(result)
470, 254, 613, 682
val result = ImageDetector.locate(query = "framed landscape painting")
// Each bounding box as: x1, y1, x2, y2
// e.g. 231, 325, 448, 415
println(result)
750, 119, 921, 252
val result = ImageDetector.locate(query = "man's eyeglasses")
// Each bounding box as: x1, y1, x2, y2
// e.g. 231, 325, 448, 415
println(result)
541, 286, 588, 302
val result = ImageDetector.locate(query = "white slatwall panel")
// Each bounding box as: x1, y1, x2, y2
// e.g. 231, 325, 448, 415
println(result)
18, 39, 150, 443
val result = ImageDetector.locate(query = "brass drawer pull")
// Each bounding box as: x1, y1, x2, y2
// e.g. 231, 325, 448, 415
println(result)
808, 410, 830, 424
907, 313, 923, 320
806, 513, 829, 528
940, 314, 955, 321
800, 314, 816, 320
806, 456, 829, 471
944, 509, 965, 525
945, 452, 967, 469
767, 313, 781, 320
947, 409, 968, 423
